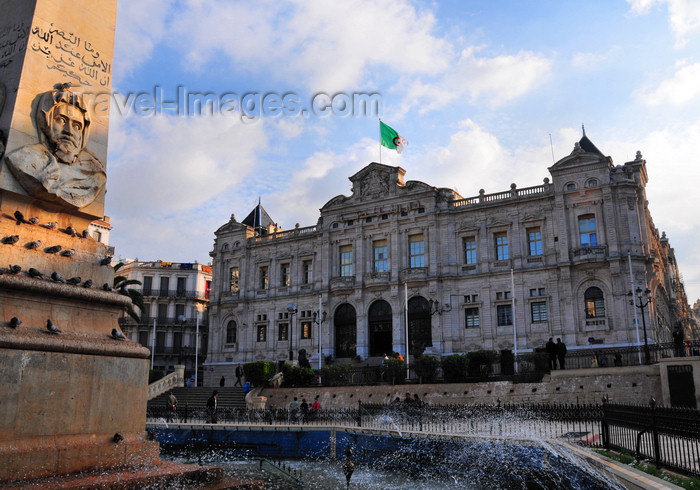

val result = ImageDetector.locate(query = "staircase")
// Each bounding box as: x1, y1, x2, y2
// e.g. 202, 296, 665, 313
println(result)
147, 386, 246, 412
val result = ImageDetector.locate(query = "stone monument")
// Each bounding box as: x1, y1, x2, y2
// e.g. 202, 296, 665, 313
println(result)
0, 0, 160, 483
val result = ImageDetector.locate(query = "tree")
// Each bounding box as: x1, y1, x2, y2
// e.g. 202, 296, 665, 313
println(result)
113, 262, 145, 322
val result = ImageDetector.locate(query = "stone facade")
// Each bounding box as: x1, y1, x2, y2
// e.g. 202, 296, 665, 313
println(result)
206, 136, 692, 381
118, 260, 211, 380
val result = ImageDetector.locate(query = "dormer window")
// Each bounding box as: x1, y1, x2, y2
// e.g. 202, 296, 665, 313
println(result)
565, 182, 577, 191
585, 178, 599, 188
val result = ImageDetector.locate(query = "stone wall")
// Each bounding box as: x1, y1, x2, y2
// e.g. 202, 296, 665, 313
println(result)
260, 365, 661, 409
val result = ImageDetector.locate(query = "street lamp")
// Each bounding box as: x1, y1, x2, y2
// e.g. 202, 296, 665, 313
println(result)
629, 287, 652, 365
287, 303, 297, 361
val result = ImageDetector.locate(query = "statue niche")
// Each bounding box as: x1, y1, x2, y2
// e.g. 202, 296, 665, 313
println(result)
4, 83, 106, 210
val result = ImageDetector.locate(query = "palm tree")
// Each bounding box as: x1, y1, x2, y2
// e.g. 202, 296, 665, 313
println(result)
113, 262, 145, 322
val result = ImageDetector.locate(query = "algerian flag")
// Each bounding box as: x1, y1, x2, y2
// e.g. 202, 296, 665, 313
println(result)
380, 121, 408, 154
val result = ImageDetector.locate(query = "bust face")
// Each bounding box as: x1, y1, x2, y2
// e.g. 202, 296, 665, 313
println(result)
49, 103, 84, 163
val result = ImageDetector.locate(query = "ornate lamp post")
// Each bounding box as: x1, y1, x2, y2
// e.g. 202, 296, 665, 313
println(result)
629, 287, 652, 365
287, 303, 297, 361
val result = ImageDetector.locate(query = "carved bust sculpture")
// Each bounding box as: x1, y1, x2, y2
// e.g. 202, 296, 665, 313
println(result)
4, 83, 106, 209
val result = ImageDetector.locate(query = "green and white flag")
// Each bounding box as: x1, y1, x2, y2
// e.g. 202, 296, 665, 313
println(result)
380, 121, 408, 154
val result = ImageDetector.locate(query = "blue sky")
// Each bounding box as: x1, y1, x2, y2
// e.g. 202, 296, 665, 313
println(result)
107, 0, 700, 302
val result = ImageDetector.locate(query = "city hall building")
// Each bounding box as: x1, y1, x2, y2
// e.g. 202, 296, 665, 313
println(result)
205, 135, 691, 380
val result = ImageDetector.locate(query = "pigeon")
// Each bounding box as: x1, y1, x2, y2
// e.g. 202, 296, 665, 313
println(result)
27, 217, 39, 225
83, 279, 93, 288
102, 283, 111, 291
14, 210, 25, 224
45, 245, 62, 254
43, 222, 58, 230
64, 226, 77, 237
2, 235, 19, 245
99, 257, 112, 266
9, 317, 21, 328
111, 328, 126, 341
81, 229, 90, 238
113, 432, 123, 443
26, 240, 41, 250
28, 268, 45, 279
46, 319, 61, 334
51, 271, 65, 283
66, 276, 81, 285
60, 249, 76, 257
9, 265, 21, 274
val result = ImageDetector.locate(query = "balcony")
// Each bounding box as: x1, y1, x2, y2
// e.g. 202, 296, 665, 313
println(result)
570, 245, 607, 263
364, 271, 390, 287
139, 288, 209, 300
399, 267, 427, 282
330, 276, 356, 291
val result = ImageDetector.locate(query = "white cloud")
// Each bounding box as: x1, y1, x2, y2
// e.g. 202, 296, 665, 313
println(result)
627, 0, 700, 48
571, 47, 620, 70
635, 61, 700, 106
407, 47, 552, 112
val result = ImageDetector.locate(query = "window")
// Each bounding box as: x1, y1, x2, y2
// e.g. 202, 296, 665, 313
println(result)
138, 331, 148, 347
142, 276, 152, 295
280, 263, 290, 287
373, 239, 388, 272
464, 294, 479, 303
175, 304, 185, 320
585, 287, 605, 318
303, 260, 313, 284
157, 303, 168, 321
365, 217, 372, 223
497, 304, 512, 326
566, 182, 577, 191
465, 307, 480, 328
530, 288, 546, 297
159, 276, 169, 296
527, 227, 542, 256
531, 302, 547, 323
226, 320, 237, 343
495, 232, 509, 260
229, 267, 239, 294
278, 323, 288, 341
409, 234, 425, 268
176, 277, 186, 296
496, 291, 511, 300
340, 245, 353, 277
140, 304, 150, 322
463, 237, 477, 264
579, 215, 597, 246
256, 325, 267, 342
301, 321, 312, 339
586, 178, 599, 187
259, 266, 269, 290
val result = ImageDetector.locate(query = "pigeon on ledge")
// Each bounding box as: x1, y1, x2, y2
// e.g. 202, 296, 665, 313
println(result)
9, 317, 21, 328
46, 319, 61, 334
112, 328, 126, 341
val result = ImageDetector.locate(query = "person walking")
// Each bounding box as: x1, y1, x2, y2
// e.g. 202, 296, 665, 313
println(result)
545, 337, 557, 370
312, 395, 321, 415
166, 391, 177, 422
289, 397, 300, 424
300, 398, 309, 423
219, 375, 226, 387
234, 363, 244, 386
673, 326, 685, 357
556, 338, 567, 369
206, 390, 219, 424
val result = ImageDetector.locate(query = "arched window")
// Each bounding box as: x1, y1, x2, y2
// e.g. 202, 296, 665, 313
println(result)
226, 320, 237, 343
584, 287, 605, 318
565, 182, 577, 191
408, 297, 431, 356
334, 303, 357, 358
368, 300, 393, 357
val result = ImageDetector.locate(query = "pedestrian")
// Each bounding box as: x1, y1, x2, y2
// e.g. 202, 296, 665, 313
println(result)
235, 363, 244, 386
556, 338, 567, 369
219, 375, 226, 387
413, 394, 424, 430
166, 391, 177, 422
206, 390, 219, 423
673, 326, 685, 357
545, 337, 557, 370
300, 398, 309, 423
289, 396, 300, 423
613, 352, 622, 367
312, 395, 321, 414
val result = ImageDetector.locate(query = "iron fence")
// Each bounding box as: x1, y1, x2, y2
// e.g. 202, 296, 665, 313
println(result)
148, 400, 700, 477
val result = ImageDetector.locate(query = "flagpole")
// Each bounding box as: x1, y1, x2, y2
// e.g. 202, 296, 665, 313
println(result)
378, 118, 382, 163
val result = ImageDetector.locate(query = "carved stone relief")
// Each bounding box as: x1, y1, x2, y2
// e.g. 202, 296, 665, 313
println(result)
3, 83, 106, 209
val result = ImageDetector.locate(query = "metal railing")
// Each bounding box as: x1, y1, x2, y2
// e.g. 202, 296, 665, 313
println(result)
140, 288, 209, 299
148, 400, 700, 477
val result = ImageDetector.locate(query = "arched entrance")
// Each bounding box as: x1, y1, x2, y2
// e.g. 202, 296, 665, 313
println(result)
408, 297, 432, 356
334, 303, 357, 358
368, 300, 392, 357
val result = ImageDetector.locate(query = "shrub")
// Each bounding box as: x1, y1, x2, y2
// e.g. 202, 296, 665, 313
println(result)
281, 364, 317, 387
466, 350, 498, 377
243, 361, 277, 387
320, 362, 353, 386
148, 369, 164, 384
385, 358, 406, 384
413, 355, 439, 383
324, 355, 335, 366
441, 354, 469, 383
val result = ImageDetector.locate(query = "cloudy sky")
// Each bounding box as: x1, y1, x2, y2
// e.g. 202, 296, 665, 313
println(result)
107, 0, 700, 301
